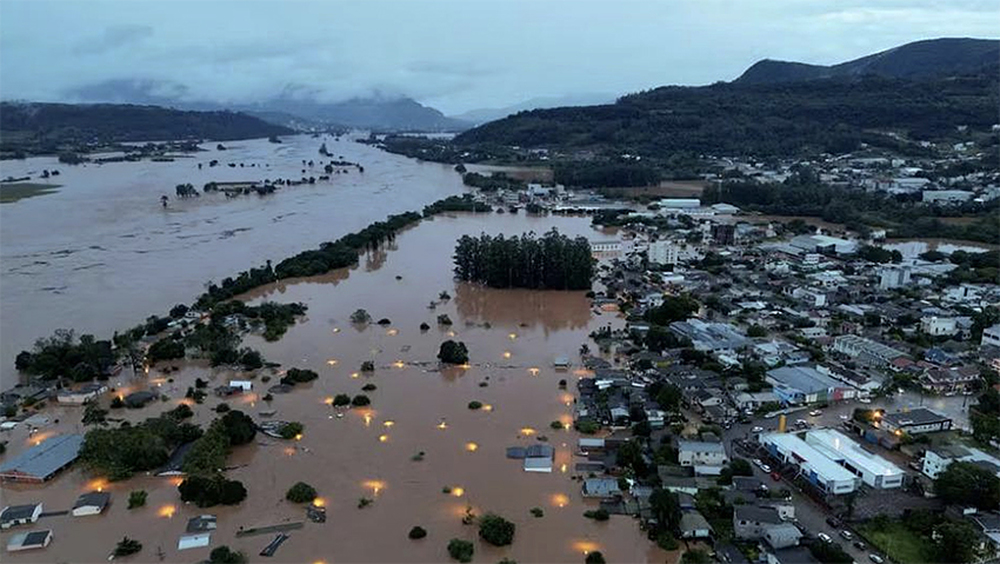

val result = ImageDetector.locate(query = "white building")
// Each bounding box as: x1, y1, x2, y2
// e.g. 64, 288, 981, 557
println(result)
982, 324, 1000, 348
922, 444, 1000, 480
922, 190, 974, 204
921, 316, 957, 336
648, 240, 679, 265
760, 433, 859, 495
228, 380, 253, 392
677, 440, 728, 468
71, 492, 110, 517
804, 429, 904, 489
658, 198, 702, 209
590, 240, 622, 253
878, 265, 912, 290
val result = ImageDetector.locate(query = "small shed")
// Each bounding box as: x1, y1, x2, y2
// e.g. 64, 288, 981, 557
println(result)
6, 530, 52, 552
72, 491, 110, 517
178, 533, 211, 550
523, 444, 554, 473
553, 356, 570, 369
229, 380, 253, 392
679, 511, 713, 539
583, 478, 621, 498
186, 515, 217, 533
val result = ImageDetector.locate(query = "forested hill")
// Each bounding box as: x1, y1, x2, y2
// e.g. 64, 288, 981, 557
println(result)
0, 102, 294, 146
736, 38, 999, 84
453, 73, 997, 157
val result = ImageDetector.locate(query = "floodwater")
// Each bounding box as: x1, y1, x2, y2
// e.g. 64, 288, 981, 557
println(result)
0, 135, 466, 389
1, 211, 678, 563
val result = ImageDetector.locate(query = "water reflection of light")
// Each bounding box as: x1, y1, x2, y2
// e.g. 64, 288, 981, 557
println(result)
363, 412, 373, 427
482, 404, 493, 412
351, 372, 360, 379
283, 447, 296, 456
179, 398, 195, 407
29, 431, 53, 446
332, 328, 341, 333
451, 487, 465, 497
573, 541, 600, 555
503, 351, 512, 359
560, 414, 574, 429
393, 360, 406, 368
324, 397, 334, 405
560, 463, 568, 473
363, 480, 385, 496
437, 421, 449, 430
312, 497, 327, 508
383, 420, 395, 428
378, 434, 389, 443
508, 332, 517, 340
447, 331, 457, 337
386, 328, 398, 336
528, 367, 540, 376
326, 359, 338, 366
520, 427, 537, 436
465, 442, 479, 452
294, 433, 303, 441
460, 363, 471, 370
158, 505, 176, 518
561, 393, 574, 405
169, 477, 184, 487
551, 493, 570, 508
87, 478, 109, 492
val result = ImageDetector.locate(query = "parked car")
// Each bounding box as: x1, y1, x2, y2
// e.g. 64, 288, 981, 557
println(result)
809, 410, 823, 417
760, 464, 772, 473
839, 414, 850, 420
869, 555, 884, 564
826, 517, 842, 528
752, 426, 764, 433
840, 530, 853, 540
753, 458, 764, 468
818, 533, 832, 544
854, 541, 867, 550
859, 397, 872, 404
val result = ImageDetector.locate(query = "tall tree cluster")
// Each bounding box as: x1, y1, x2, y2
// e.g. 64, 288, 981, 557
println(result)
453, 229, 594, 290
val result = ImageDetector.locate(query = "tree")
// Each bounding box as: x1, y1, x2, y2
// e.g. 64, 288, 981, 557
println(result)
682, 550, 711, 564
209, 546, 248, 564
616, 440, 649, 477
479, 514, 516, 546
286, 482, 317, 503
808, 541, 853, 563
585, 551, 606, 564
82, 403, 108, 426
447, 539, 474, 563
438, 340, 469, 364
350, 309, 372, 324
219, 410, 257, 445
747, 325, 767, 337
114, 537, 143, 557
649, 488, 682, 534
645, 294, 699, 326
351, 395, 371, 407
584, 508, 610, 521
935, 461, 1000, 510
934, 520, 979, 563
333, 394, 351, 407
408, 526, 427, 540
127, 490, 147, 509
178, 474, 247, 507
279, 422, 304, 439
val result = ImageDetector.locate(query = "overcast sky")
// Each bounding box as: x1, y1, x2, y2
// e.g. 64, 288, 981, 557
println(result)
1, 0, 996, 114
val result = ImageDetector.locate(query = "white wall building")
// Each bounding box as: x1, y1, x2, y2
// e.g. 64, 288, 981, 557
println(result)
760, 433, 859, 495
922, 190, 974, 204
922, 445, 1000, 480
982, 324, 1000, 348
921, 316, 957, 336
804, 429, 904, 489
678, 440, 729, 468
878, 265, 912, 290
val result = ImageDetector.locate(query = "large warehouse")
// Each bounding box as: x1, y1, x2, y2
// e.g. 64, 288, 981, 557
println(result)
759, 433, 859, 495
765, 365, 856, 405
804, 429, 904, 489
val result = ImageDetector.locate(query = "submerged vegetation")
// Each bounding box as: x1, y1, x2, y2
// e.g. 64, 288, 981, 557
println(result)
453, 229, 594, 290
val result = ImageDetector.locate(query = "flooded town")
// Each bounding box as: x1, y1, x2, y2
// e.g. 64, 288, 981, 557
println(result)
1, 3, 999, 564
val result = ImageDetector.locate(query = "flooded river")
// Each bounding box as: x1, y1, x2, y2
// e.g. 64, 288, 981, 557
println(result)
1, 181, 677, 561
0, 135, 467, 389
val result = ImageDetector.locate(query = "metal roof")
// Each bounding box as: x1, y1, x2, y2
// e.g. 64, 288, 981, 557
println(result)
767, 365, 842, 394
805, 429, 903, 479
73, 491, 110, 510
882, 408, 950, 428
760, 432, 858, 484
0, 434, 83, 480
1, 504, 40, 522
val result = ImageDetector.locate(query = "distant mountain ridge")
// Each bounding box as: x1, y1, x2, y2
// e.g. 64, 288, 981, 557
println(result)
451, 93, 617, 125
62, 79, 468, 132
454, 38, 999, 158
0, 102, 293, 152
736, 38, 999, 84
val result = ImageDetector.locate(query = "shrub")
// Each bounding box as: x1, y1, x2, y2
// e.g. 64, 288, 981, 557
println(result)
377, 318, 391, 325
128, 490, 147, 509
350, 309, 371, 323
408, 526, 428, 540
209, 546, 248, 564
281, 368, 318, 386
420, 322, 430, 331
361, 383, 377, 392
530, 507, 544, 518
279, 422, 304, 439
438, 340, 469, 364
584, 508, 610, 521
447, 539, 474, 563
575, 420, 600, 434
361, 360, 375, 372
114, 537, 143, 557
479, 513, 516, 546
585, 551, 606, 564
550, 421, 564, 430
468, 401, 483, 410
286, 482, 318, 503
333, 394, 351, 406
437, 314, 453, 326
351, 394, 371, 407
215, 403, 231, 413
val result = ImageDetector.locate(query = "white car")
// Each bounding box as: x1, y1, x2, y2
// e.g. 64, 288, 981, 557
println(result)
840, 530, 853, 540
752, 426, 764, 433
859, 397, 872, 404
839, 414, 850, 420
818, 533, 832, 544
753, 458, 764, 468
809, 410, 823, 417
760, 464, 772, 473
869, 555, 884, 564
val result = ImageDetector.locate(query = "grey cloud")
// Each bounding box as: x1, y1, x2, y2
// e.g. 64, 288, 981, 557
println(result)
74, 24, 153, 55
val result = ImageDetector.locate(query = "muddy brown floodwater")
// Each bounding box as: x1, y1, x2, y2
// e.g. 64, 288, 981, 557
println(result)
0, 134, 465, 389
1, 211, 683, 564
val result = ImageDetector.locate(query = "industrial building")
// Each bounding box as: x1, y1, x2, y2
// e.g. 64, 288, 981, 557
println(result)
765, 365, 855, 405
669, 319, 751, 353
832, 335, 908, 368
881, 408, 952, 435
804, 429, 904, 489
0, 434, 84, 483
759, 433, 859, 495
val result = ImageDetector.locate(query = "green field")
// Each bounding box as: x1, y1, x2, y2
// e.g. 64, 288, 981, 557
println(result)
0, 182, 61, 204
858, 522, 936, 564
